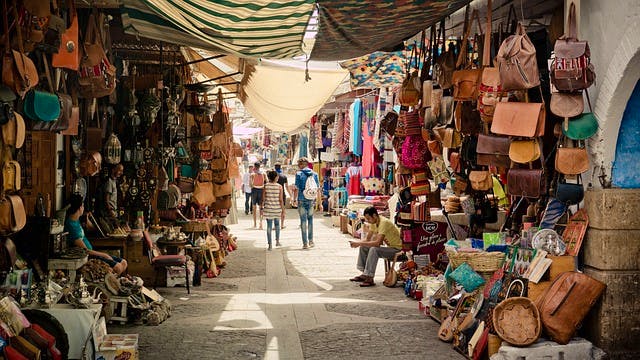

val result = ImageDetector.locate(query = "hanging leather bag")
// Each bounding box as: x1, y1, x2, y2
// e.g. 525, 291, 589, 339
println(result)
550, 92, 583, 118
476, 134, 511, 168
0, 85, 16, 125
491, 102, 545, 137
78, 13, 116, 98
555, 176, 584, 205
192, 180, 215, 206
563, 112, 598, 140
0, 194, 26, 235
469, 170, 493, 191
24, 55, 61, 124
2, 0, 39, 98
452, 9, 483, 102
2, 157, 21, 192
477, 1, 505, 123
52, 0, 80, 70
213, 180, 233, 198
509, 139, 541, 164
455, 101, 483, 135
435, 20, 456, 90
434, 126, 462, 148
507, 168, 546, 198
496, 23, 540, 90
550, 3, 595, 91
2, 111, 25, 149
555, 144, 589, 175
535, 271, 605, 345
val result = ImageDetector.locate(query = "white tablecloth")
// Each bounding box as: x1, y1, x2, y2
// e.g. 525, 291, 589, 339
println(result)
41, 304, 102, 359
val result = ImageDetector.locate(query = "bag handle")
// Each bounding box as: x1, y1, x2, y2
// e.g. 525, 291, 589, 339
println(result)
549, 280, 576, 316
41, 54, 55, 93
456, 6, 471, 69
2, 0, 9, 53
566, 2, 578, 40
483, 0, 493, 67
506, 278, 525, 298
506, 4, 518, 34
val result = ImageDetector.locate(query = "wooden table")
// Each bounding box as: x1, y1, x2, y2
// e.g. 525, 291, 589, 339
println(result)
91, 235, 129, 259
48, 256, 88, 284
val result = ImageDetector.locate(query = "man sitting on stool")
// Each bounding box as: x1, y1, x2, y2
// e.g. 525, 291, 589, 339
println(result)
349, 206, 402, 287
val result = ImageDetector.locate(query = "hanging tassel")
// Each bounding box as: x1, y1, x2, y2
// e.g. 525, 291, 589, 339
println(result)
305, 57, 312, 82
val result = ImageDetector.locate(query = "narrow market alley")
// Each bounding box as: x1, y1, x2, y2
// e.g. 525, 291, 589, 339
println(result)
111, 208, 460, 360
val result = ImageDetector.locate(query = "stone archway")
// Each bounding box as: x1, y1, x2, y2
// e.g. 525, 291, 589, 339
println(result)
591, 23, 640, 181
611, 80, 640, 187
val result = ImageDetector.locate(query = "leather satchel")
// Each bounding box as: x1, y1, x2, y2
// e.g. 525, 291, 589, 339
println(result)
476, 134, 511, 168
491, 102, 545, 137
192, 180, 216, 206
213, 180, 233, 197
78, 13, 116, 98
2, 2, 39, 98
453, 69, 482, 101
555, 177, 584, 205
563, 112, 598, 140
452, 176, 468, 196
198, 169, 213, 182
2, 111, 26, 149
469, 171, 493, 191
550, 3, 595, 91
550, 92, 583, 118
52, 0, 80, 70
535, 271, 605, 345
435, 47, 456, 90
555, 146, 589, 175
399, 71, 422, 107
0, 194, 27, 235
507, 169, 545, 198
496, 23, 540, 90
449, 151, 462, 174
509, 139, 541, 164
455, 101, 483, 135
434, 126, 461, 148
3, 160, 21, 191
478, 67, 504, 123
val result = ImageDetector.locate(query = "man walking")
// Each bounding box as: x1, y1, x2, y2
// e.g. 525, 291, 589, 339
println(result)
274, 163, 288, 228
251, 162, 266, 229
291, 158, 319, 249
349, 206, 402, 287
242, 164, 254, 215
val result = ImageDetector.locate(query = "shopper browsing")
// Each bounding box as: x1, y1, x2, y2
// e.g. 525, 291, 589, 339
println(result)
261, 170, 284, 250
250, 162, 266, 229
291, 157, 319, 249
349, 206, 402, 287
242, 164, 254, 215
65, 194, 128, 275
274, 163, 289, 228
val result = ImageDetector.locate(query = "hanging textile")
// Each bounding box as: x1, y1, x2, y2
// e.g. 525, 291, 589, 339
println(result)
299, 132, 309, 158
311, 0, 469, 60
373, 88, 387, 151
343, 110, 351, 154
349, 99, 363, 157
122, 0, 315, 59
361, 97, 377, 178
314, 120, 323, 149
340, 50, 408, 89
346, 165, 362, 196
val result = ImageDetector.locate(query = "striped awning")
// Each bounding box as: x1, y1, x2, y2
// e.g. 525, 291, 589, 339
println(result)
121, 0, 315, 59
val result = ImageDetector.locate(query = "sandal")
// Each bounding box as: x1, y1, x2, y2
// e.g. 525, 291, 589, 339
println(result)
349, 275, 366, 282
359, 280, 375, 287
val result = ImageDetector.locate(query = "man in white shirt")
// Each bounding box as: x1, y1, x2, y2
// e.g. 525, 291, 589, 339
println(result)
242, 165, 254, 215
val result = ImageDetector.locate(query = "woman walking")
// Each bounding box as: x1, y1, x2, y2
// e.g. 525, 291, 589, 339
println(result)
261, 170, 284, 250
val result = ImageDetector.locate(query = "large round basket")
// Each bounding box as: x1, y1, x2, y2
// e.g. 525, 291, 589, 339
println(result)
447, 250, 505, 273
492, 296, 542, 346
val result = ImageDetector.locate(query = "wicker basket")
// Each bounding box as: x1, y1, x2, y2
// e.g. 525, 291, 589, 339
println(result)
492, 296, 542, 346
181, 221, 209, 233
447, 250, 505, 273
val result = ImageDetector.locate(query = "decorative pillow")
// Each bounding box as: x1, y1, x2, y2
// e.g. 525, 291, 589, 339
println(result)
447, 262, 486, 292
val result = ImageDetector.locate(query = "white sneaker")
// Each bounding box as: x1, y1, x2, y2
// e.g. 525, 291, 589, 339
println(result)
308, 241, 315, 248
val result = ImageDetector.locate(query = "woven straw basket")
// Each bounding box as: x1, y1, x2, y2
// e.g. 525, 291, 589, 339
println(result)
492, 296, 542, 346
447, 250, 505, 273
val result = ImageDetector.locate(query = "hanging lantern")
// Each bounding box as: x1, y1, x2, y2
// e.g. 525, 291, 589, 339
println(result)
104, 133, 122, 164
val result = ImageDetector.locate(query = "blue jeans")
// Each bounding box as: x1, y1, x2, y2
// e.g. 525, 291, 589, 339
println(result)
297, 199, 315, 245
244, 192, 252, 213
266, 218, 280, 245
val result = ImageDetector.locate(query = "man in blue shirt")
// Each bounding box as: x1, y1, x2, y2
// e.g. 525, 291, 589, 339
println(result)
65, 194, 128, 274
291, 157, 319, 249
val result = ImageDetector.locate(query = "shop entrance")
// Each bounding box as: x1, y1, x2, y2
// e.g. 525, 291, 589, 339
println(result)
612, 80, 640, 188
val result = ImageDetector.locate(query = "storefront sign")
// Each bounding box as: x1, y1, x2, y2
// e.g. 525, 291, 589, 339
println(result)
411, 221, 448, 263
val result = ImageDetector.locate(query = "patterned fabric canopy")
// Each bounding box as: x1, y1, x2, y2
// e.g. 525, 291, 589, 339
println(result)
311, 0, 470, 60
121, 0, 315, 59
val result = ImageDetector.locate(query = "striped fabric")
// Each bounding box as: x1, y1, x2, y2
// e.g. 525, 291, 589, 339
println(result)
121, 0, 315, 59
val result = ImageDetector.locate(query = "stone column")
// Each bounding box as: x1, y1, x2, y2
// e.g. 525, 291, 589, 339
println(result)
583, 189, 640, 359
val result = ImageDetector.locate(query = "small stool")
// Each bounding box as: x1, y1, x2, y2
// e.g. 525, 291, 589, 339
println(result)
48, 256, 88, 284
109, 296, 129, 324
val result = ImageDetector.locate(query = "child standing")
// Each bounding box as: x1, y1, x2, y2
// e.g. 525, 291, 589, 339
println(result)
261, 170, 284, 250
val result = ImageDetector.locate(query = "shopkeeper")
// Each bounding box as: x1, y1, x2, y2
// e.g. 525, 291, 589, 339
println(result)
349, 206, 402, 287
100, 164, 124, 218
65, 194, 128, 275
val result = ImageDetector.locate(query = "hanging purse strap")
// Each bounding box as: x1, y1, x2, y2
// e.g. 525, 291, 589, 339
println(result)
2, 0, 10, 54
41, 54, 55, 93
456, 6, 471, 69
565, 2, 578, 40
483, 0, 493, 67
10, 0, 24, 54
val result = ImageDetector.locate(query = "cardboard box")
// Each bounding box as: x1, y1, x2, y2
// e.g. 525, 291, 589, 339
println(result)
95, 334, 139, 360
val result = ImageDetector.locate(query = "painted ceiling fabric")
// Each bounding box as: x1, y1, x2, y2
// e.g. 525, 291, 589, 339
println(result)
311, 0, 471, 60
340, 46, 422, 89
239, 60, 348, 133
121, 0, 315, 59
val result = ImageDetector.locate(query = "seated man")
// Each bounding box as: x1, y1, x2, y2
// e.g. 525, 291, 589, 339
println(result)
349, 206, 402, 287
65, 194, 128, 275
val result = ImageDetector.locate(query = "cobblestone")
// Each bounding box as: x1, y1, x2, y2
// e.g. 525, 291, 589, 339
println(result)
108, 208, 462, 359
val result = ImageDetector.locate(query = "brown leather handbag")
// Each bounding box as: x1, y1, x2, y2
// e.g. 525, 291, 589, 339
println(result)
0, 194, 26, 235
2, 160, 21, 191
491, 102, 545, 137
213, 180, 233, 197
455, 101, 483, 135
476, 134, 511, 168
453, 69, 482, 101
555, 146, 589, 175
550, 92, 584, 118
52, 0, 80, 70
509, 139, 541, 164
507, 168, 546, 198
469, 171, 493, 191
434, 126, 462, 149
496, 23, 540, 90
535, 271, 605, 345
2, 111, 26, 149
550, 3, 595, 91
2, 1, 39, 98
192, 180, 215, 206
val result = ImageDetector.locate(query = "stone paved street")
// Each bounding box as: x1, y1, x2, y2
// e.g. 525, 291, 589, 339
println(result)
109, 208, 463, 359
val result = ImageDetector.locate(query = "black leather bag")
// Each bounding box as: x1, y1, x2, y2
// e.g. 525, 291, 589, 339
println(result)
555, 176, 584, 205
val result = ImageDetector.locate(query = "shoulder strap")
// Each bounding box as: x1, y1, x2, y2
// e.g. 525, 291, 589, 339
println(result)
483, 0, 493, 67
566, 2, 578, 40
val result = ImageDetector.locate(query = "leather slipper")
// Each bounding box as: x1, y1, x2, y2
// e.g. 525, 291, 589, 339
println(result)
349, 275, 366, 282
359, 281, 375, 287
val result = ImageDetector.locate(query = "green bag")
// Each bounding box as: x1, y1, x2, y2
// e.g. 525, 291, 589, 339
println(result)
563, 112, 598, 140
23, 89, 60, 122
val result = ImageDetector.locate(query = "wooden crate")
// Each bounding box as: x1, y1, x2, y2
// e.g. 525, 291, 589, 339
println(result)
340, 214, 348, 234
527, 256, 576, 301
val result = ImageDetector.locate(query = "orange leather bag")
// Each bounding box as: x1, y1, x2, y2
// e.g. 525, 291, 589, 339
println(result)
555, 146, 589, 175
491, 102, 545, 137
2, 1, 39, 98
469, 171, 493, 191
52, 0, 80, 70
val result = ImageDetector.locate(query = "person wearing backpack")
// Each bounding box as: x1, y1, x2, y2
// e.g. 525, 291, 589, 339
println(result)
292, 157, 319, 249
